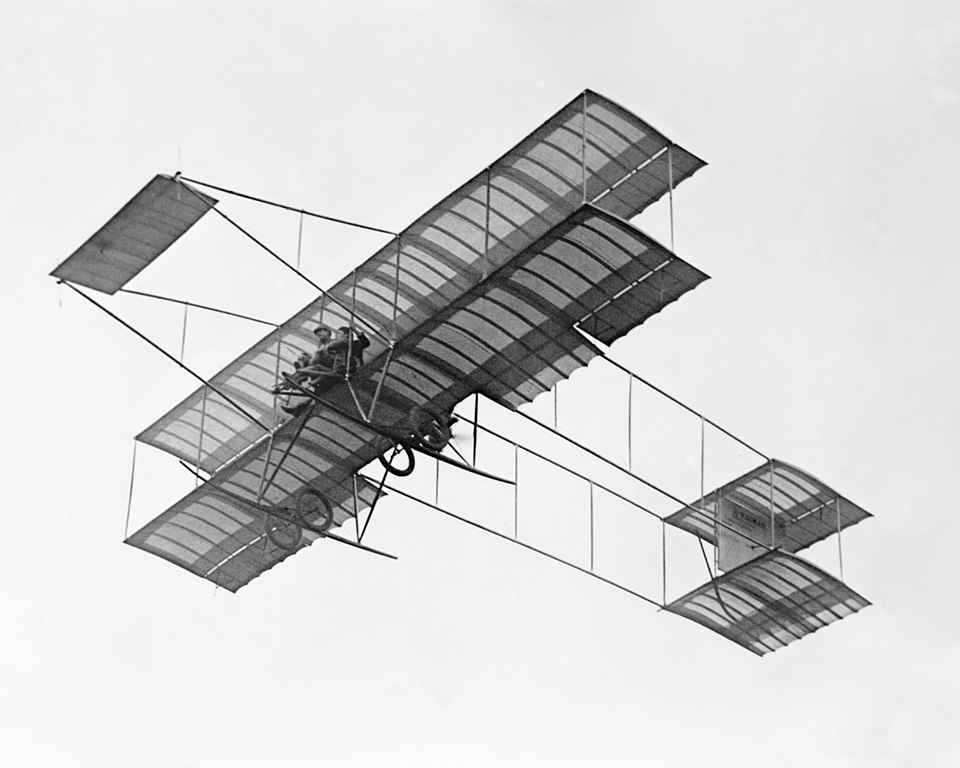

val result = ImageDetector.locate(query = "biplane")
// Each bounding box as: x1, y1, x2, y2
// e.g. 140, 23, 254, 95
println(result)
50, 90, 871, 656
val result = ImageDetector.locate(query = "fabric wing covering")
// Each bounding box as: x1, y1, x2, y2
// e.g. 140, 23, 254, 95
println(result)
664, 459, 872, 555
50, 175, 216, 295
127, 202, 707, 591
125, 417, 384, 592
665, 551, 870, 655
129, 90, 709, 589
138, 90, 707, 474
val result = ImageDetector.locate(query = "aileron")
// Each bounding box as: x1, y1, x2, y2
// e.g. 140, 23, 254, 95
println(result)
51, 174, 216, 295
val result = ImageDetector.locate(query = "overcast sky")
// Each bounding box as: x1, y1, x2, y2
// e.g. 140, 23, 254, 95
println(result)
3, 2, 959, 766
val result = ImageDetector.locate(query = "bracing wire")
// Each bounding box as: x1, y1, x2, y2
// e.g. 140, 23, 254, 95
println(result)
117, 288, 278, 327
62, 281, 272, 434
177, 181, 390, 346
178, 175, 397, 237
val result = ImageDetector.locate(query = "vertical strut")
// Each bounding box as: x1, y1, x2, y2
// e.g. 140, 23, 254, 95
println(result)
124, 440, 137, 539
769, 459, 776, 549
472, 394, 479, 466
368, 344, 396, 421
661, 519, 667, 606
513, 444, 519, 539
699, 417, 708, 570
581, 91, 588, 204
354, 475, 360, 540
347, 269, 358, 375
180, 303, 189, 363
392, 238, 401, 341
589, 482, 595, 571
553, 385, 558, 430
627, 374, 633, 472
667, 145, 675, 252
714, 487, 720, 574
836, 497, 844, 581
254, 432, 280, 508
484, 168, 491, 279
196, 386, 208, 487
296, 210, 304, 272
254, 327, 284, 499
270, 326, 282, 420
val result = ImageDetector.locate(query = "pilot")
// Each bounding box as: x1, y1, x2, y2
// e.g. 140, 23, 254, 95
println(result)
308, 325, 334, 370
298, 326, 339, 381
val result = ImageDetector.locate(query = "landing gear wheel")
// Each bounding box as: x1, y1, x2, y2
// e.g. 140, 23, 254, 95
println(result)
377, 438, 415, 477
296, 488, 334, 533
408, 406, 451, 451
266, 514, 302, 551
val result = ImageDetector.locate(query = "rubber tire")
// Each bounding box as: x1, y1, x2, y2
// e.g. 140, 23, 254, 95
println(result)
266, 514, 302, 551
296, 487, 335, 534
408, 406, 451, 451
377, 440, 415, 477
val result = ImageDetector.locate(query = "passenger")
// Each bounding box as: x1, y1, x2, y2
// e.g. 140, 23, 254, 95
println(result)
326, 326, 370, 375
272, 325, 334, 396
277, 325, 368, 416
271, 351, 312, 394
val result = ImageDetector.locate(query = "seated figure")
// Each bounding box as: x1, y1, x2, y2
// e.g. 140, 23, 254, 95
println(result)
271, 352, 312, 394
326, 326, 370, 375
275, 325, 370, 416
272, 324, 336, 394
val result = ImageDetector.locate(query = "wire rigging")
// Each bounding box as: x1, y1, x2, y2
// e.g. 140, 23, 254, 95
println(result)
61, 281, 272, 434
177, 175, 398, 237
176, 179, 391, 346
117, 288, 280, 327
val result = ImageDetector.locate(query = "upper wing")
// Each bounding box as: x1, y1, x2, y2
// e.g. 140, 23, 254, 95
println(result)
125, 91, 710, 590
137, 90, 707, 474
664, 458, 872, 556
352, 204, 707, 417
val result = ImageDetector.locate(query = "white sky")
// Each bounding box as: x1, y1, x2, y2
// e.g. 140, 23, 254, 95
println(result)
3, 2, 960, 766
